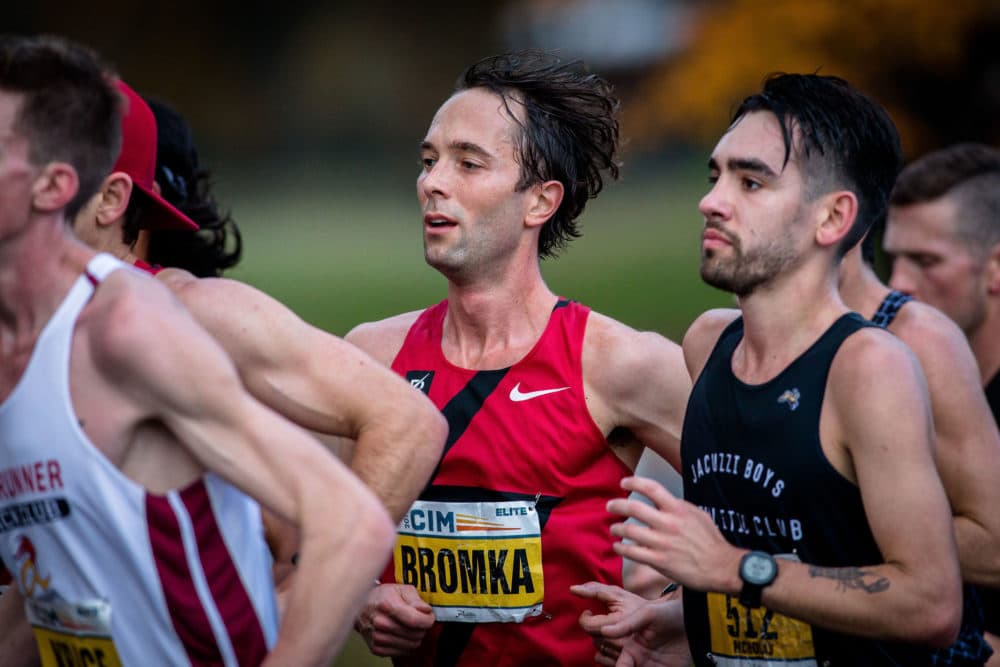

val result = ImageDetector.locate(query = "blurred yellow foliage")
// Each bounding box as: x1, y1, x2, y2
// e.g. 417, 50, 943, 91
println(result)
630, 0, 997, 153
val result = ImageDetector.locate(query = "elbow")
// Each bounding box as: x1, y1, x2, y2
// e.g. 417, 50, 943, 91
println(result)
425, 410, 448, 459
916, 584, 962, 648
371, 501, 398, 557
408, 399, 448, 461
923, 611, 961, 649
353, 490, 398, 565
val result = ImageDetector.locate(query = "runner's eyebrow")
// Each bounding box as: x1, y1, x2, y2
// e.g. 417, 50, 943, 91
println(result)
449, 141, 493, 160
419, 140, 494, 161
708, 156, 778, 178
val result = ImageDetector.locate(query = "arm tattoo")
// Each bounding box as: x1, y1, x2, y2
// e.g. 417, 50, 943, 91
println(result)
807, 566, 890, 594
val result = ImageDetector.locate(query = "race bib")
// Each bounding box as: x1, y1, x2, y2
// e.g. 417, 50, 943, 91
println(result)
395, 499, 543, 622
26, 594, 123, 667
706, 592, 816, 667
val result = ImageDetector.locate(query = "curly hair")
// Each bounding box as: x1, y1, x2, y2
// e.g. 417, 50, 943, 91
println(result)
456, 51, 621, 259
141, 98, 242, 277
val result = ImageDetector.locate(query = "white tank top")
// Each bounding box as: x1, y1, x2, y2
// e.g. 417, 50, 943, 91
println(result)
0, 253, 278, 666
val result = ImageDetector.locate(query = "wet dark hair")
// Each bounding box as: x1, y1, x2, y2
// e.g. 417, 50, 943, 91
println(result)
0, 34, 121, 222
138, 98, 241, 276
733, 73, 902, 260
889, 143, 1000, 253
456, 50, 620, 259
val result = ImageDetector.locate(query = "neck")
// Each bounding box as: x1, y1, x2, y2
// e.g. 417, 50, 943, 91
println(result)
104, 238, 140, 266
0, 215, 94, 340
442, 261, 557, 370
837, 250, 889, 320
733, 261, 848, 383
967, 310, 1000, 385
86, 220, 141, 265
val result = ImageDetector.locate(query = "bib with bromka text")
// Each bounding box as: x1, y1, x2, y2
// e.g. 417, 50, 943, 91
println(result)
394, 499, 543, 623
26, 592, 123, 667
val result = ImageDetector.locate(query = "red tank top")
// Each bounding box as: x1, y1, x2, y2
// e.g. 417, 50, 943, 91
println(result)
387, 299, 630, 666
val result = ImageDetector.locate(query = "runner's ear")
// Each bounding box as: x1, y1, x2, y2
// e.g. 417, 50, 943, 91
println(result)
814, 190, 857, 250
32, 161, 78, 214
985, 242, 1000, 296
94, 173, 134, 227
525, 180, 563, 229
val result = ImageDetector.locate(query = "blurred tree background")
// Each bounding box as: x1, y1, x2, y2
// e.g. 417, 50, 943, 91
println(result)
8, 1, 999, 664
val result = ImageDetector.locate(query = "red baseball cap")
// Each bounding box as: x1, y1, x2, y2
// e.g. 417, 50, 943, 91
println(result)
113, 80, 199, 231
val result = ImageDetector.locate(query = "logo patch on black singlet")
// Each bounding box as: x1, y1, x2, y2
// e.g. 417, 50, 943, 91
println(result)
406, 371, 435, 395
777, 388, 801, 411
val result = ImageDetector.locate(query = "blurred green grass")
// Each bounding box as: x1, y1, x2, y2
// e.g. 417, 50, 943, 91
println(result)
224, 159, 731, 343
218, 159, 730, 666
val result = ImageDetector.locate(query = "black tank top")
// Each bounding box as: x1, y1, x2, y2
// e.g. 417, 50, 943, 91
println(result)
681, 313, 933, 666
870, 290, 912, 328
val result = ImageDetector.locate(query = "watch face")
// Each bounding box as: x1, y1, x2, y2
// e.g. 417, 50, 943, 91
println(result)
741, 552, 777, 585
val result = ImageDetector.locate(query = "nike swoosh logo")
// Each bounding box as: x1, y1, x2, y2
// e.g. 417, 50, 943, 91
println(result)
509, 383, 571, 402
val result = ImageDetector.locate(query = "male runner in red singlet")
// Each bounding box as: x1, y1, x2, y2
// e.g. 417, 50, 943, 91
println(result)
346, 51, 691, 666
70, 79, 448, 531
0, 34, 395, 666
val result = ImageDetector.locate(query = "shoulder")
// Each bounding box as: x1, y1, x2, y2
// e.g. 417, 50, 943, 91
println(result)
581, 310, 690, 461
346, 310, 426, 367
582, 311, 688, 400
155, 266, 198, 292
584, 311, 684, 373
83, 268, 213, 382
153, 272, 303, 355
87, 267, 185, 347
819, 322, 934, 469
887, 300, 985, 407
156, 271, 272, 317
828, 323, 924, 404
681, 308, 741, 379
889, 301, 979, 371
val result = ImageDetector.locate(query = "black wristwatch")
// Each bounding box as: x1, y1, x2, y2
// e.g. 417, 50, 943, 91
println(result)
738, 551, 777, 608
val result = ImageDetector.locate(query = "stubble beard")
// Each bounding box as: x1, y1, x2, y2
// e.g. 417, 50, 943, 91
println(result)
424, 235, 468, 279
700, 238, 798, 298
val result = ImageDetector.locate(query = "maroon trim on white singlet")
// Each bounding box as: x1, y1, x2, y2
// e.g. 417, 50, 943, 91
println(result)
180, 481, 268, 666
84, 271, 99, 287
146, 485, 225, 665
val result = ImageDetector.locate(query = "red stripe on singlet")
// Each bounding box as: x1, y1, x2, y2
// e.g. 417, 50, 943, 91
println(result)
84, 271, 99, 287
181, 481, 268, 666
146, 488, 225, 666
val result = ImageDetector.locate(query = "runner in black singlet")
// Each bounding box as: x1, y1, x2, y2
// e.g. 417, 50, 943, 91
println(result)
592, 73, 963, 666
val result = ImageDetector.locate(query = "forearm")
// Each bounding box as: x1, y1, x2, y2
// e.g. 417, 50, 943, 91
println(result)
269, 366, 447, 523
954, 515, 1000, 587
351, 402, 447, 522
266, 488, 396, 666
623, 559, 672, 599
760, 560, 959, 647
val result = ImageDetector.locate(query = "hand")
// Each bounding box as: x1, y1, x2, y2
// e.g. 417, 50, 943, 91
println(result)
354, 583, 435, 657
571, 581, 646, 665
572, 581, 690, 667
608, 476, 742, 594
570, 581, 691, 667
